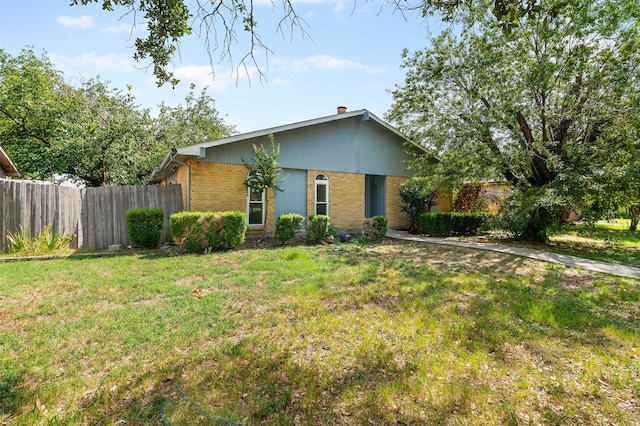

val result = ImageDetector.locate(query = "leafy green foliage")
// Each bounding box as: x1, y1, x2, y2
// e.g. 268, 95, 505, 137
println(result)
170, 211, 246, 253
170, 212, 207, 253
0, 48, 234, 186
399, 177, 439, 234
155, 84, 236, 147
307, 214, 330, 243
5, 223, 75, 255
419, 212, 493, 236
126, 208, 164, 249
388, 0, 640, 241
243, 134, 285, 238
275, 213, 304, 244
243, 134, 284, 194
492, 187, 566, 242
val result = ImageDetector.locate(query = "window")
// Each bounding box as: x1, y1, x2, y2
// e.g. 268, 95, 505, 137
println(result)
315, 174, 328, 215
247, 171, 265, 226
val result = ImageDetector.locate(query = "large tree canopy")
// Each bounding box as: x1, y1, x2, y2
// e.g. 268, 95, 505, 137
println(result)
0, 48, 234, 186
387, 0, 639, 239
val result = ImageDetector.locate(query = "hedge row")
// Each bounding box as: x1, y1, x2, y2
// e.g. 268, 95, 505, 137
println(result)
170, 211, 246, 253
418, 212, 493, 236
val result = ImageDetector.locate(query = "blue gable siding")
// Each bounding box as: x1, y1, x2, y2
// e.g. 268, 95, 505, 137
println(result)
200, 114, 412, 177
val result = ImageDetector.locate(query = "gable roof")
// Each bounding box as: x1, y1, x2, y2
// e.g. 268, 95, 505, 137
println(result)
152, 109, 423, 181
0, 146, 20, 177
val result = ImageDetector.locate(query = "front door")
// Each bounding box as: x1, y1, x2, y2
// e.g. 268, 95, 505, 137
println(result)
365, 175, 386, 217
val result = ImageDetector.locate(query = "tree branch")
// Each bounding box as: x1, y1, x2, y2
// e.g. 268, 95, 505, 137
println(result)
0, 106, 52, 147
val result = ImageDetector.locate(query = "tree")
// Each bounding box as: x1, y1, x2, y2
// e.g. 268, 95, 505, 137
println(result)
71, 0, 307, 87
0, 48, 235, 186
0, 49, 158, 186
242, 134, 285, 238
59, 78, 159, 186
387, 0, 639, 241
155, 84, 236, 148
0, 48, 73, 181
582, 97, 640, 231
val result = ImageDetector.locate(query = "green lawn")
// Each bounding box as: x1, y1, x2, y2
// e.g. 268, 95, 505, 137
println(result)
1, 241, 639, 425
545, 221, 640, 267
471, 221, 640, 268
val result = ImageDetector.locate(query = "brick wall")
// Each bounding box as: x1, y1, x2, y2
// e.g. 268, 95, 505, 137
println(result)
189, 161, 276, 234
307, 170, 364, 230
386, 176, 408, 229
165, 161, 415, 235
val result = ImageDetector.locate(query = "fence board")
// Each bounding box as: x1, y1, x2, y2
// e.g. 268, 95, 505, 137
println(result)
0, 180, 183, 251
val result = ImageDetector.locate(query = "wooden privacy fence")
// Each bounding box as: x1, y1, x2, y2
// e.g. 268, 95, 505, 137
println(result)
0, 180, 183, 252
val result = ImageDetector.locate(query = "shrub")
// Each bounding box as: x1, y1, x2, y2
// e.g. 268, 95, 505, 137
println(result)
170, 211, 246, 253
399, 177, 439, 234
126, 208, 164, 249
218, 211, 247, 248
493, 187, 566, 242
6, 223, 75, 255
275, 213, 305, 244
307, 214, 330, 243
363, 216, 388, 241
418, 212, 493, 236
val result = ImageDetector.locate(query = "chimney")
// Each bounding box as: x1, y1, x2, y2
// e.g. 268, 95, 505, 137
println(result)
337, 106, 347, 114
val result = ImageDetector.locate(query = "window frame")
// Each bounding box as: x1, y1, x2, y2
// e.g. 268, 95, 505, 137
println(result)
314, 174, 329, 216
246, 172, 265, 226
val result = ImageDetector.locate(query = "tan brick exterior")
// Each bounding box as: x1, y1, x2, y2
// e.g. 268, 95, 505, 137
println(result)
434, 187, 453, 212
162, 162, 415, 235
160, 162, 190, 211
307, 170, 365, 230
188, 161, 276, 234
386, 176, 409, 229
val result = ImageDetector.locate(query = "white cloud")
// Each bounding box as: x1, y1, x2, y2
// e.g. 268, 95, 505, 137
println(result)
271, 77, 292, 90
276, 54, 382, 74
49, 52, 136, 73
333, 2, 346, 13
170, 64, 262, 92
56, 15, 94, 29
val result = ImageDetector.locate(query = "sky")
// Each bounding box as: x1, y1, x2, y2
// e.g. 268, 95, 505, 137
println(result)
0, 0, 442, 134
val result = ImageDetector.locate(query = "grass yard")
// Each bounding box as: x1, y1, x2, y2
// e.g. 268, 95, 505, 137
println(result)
546, 222, 640, 267
471, 221, 640, 268
1, 241, 639, 425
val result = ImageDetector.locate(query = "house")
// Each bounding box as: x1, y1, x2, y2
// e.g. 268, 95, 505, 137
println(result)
0, 146, 20, 179
152, 107, 434, 234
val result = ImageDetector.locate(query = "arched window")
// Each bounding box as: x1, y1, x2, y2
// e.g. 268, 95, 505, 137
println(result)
315, 174, 328, 215
247, 171, 265, 226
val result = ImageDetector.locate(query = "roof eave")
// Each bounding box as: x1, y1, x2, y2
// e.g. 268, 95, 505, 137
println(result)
0, 146, 20, 177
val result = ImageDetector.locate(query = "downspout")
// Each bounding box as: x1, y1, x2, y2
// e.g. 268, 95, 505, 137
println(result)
170, 148, 191, 211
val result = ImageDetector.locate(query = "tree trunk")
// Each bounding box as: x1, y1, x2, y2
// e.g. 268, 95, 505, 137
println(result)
518, 207, 555, 242
629, 205, 640, 232
263, 196, 269, 239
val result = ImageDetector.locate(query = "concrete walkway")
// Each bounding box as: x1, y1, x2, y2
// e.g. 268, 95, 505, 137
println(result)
386, 229, 640, 279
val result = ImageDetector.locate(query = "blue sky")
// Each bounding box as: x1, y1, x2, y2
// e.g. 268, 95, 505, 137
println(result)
0, 0, 441, 133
